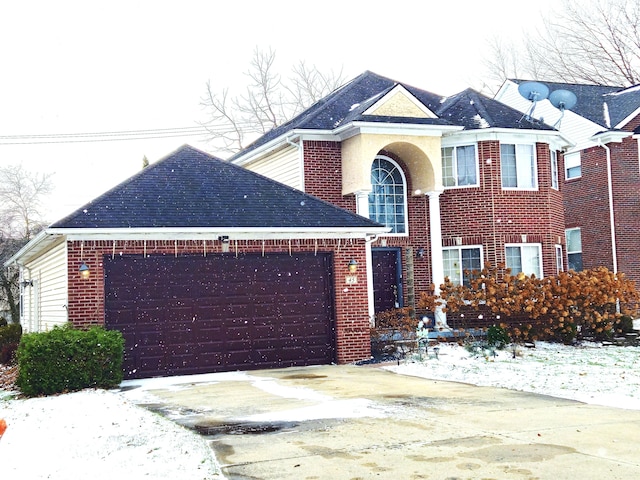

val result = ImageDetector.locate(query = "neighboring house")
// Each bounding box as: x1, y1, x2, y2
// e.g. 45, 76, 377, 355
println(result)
6, 146, 387, 378
495, 80, 640, 287
230, 71, 573, 330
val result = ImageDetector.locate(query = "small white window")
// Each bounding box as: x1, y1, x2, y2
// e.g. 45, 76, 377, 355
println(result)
566, 228, 583, 271
501, 144, 537, 189
565, 152, 581, 179
550, 150, 559, 189
505, 243, 542, 278
442, 145, 478, 187
442, 246, 483, 286
555, 244, 564, 272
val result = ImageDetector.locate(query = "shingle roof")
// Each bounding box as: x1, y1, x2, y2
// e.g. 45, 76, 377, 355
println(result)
509, 79, 640, 128
51, 145, 384, 230
231, 71, 553, 161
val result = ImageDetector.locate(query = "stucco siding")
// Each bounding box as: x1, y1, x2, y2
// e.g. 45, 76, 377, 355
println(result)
22, 241, 68, 332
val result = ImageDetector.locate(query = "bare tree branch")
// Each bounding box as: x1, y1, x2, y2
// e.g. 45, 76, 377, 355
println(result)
482, 0, 640, 91
200, 47, 346, 155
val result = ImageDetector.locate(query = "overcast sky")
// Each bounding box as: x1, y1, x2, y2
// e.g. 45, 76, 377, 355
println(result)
0, 1, 555, 222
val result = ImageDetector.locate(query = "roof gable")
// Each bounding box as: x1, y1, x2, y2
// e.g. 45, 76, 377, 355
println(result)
363, 85, 437, 118
51, 145, 384, 231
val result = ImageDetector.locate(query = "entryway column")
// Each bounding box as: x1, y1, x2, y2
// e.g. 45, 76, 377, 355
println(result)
354, 190, 370, 218
427, 190, 447, 327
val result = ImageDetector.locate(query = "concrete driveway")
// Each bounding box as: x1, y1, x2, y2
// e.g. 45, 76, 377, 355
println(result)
127, 364, 640, 479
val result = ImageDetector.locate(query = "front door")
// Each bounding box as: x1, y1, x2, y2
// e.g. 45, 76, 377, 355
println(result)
372, 248, 403, 313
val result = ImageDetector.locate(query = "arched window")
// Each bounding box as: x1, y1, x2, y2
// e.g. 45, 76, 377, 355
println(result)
369, 156, 407, 234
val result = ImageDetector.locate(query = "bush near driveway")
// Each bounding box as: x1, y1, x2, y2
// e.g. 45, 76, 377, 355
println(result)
420, 265, 639, 344
16, 325, 124, 397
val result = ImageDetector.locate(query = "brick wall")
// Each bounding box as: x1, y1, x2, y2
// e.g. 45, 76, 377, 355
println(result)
67, 238, 371, 364
301, 139, 567, 316
564, 121, 640, 286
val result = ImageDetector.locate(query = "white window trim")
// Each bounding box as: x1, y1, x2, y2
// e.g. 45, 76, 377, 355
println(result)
441, 144, 479, 189
442, 245, 484, 285
550, 150, 559, 190
555, 244, 564, 272
370, 155, 409, 237
505, 243, 543, 278
501, 143, 539, 191
564, 151, 582, 180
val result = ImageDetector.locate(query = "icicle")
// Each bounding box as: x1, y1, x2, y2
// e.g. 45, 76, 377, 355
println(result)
289, 239, 292, 256
143, 240, 147, 258
174, 240, 178, 257
112, 240, 116, 259
262, 239, 265, 257
203, 240, 207, 257
235, 240, 238, 258
80, 240, 84, 261
314, 238, 318, 256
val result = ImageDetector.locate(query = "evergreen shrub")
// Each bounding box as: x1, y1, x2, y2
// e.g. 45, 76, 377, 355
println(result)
0, 323, 22, 364
16, 325, 124, 397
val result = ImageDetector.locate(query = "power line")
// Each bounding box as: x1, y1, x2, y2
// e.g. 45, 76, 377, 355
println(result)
0, 123, 259, 145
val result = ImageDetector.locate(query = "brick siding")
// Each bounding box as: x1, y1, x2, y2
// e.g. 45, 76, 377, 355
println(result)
67, 238, 371, 364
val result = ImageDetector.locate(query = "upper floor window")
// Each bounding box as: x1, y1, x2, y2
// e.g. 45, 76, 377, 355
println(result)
501, 144, 537, 189
506, 243, 542, 278
566, 228, 583, 271
550, 150, 559, 189
369, 156, 407, 234
443, 246, 483, 287
442, 144, 478, 187
565, 151, 581, 179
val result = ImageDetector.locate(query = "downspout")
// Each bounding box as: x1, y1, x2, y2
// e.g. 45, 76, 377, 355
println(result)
598, 140, 618, 275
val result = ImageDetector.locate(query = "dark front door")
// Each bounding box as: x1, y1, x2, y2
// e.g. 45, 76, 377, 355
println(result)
372, 248, 402, 313
104, 253, 336, 379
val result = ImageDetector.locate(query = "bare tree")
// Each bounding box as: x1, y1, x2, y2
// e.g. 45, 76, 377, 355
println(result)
483, 0, 640, 91
0, 164, 53, 240
200, 47, 346, 155
0, 164, 53, 323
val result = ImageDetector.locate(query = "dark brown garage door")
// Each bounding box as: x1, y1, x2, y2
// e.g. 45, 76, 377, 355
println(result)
104, 253, 335, 379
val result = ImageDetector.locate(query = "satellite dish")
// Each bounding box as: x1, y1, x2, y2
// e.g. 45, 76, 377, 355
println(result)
549, 89, 577, 128
518, 81, 550, 102
517, 81, 550, 121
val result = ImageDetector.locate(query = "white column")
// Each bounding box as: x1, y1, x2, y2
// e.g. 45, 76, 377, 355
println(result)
354, 190, 370, 218
427, 190, 447, 327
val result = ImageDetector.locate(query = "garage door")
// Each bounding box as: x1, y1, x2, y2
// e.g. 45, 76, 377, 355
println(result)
104, 253, 336, 379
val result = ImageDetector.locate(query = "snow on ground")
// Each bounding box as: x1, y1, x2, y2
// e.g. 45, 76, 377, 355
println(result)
1, 341, 639, 479
0, 388, 223, 479
387, 341, 640, 410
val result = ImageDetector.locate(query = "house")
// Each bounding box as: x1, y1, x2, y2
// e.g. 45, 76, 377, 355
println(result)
495, 80, 640, 287
6, 145, 387, 378
230, 71, 572, 330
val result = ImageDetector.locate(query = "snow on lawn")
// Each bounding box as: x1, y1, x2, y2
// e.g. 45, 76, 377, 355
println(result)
0, 388, 223, 479
387, 341, 640, 410
1, 342, 640, 479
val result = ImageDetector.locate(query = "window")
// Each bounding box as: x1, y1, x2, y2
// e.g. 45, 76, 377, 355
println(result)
555, 244, 564, 272
550, 150, 559, 189
369, 156, 407, 234
500, 144, 537, 189
505, 244, 542, 278
443, 246, 482, 286
565, 151, 581, 179
566, 228, 583, 271
442, 144, 478, 187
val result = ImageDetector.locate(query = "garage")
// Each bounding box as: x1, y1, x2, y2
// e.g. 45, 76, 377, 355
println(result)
105, 253, 336, 379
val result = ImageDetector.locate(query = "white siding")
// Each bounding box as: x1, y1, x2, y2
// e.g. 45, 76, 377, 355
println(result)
244, 145, 303, 190
495, 81, 603, 152
22, 241, 68, 332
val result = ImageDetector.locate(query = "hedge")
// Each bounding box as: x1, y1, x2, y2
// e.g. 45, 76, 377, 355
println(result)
0, 323, 22, 364
16, 325, 124, 397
